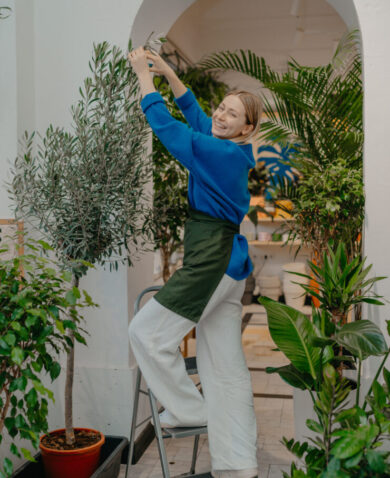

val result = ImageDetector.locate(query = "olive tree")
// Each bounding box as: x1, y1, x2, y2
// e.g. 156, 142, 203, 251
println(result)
10, 41, 151, 446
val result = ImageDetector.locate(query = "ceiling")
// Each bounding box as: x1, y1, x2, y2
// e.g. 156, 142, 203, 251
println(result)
165, 0, 347, 93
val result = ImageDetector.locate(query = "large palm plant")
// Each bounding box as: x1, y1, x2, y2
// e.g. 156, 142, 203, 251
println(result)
199, 31, 363, 260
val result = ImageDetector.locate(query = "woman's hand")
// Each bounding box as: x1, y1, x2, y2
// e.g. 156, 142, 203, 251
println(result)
145, 50, 173, 78
128, 46, 150, 77
128, 46, 156, 97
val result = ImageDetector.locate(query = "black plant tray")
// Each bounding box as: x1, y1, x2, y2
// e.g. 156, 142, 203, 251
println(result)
11, 435, 128, 478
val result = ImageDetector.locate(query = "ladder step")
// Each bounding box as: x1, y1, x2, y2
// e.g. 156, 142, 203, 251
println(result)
162, 425, 208, 439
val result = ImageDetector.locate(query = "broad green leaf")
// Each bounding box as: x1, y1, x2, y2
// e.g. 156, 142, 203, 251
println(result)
334, 320, 388, 360
372, 380, 387, 409
343, 451, 363, 468
260, 297, 331, 379
266, 364, 314, 390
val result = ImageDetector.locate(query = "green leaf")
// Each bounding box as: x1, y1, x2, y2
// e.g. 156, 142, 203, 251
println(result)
25, 388, 38, 407
343, 451, 363, 468
20, 448, 37, 462
9, 375, 27, 392
55, 319, 65, 334
266, 364, 314, 390
259, 297, 331, 379
3, 458, 13, 476
10, 443, 21, 458
334, 320, 388, 360
306, 419, 323, 434
383, 367, 390, 392
3, 333, 16, 347
49, 362, 61, 381
65, 289, 77, 305
372, 380, 387, 409
37, 240, 52, 250
366, 450, 385, 473
11, 346, 24, 365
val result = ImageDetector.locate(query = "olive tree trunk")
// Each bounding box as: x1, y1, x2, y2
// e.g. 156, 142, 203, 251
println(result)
64, 274, 79, 446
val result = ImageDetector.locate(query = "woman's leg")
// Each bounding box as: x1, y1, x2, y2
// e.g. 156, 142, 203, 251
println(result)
128, 297, 207, 426
196, 275, 258, 477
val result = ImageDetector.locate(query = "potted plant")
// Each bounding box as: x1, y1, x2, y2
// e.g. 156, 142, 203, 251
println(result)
9, 41, 150, 478
258, 243, 390, 476
0, 239, 94, 478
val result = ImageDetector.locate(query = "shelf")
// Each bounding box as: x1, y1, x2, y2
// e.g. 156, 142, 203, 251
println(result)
244, 216, 294, 223
249, 240, 304, 247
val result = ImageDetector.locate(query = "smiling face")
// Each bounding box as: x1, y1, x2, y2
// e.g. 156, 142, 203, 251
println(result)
211, 95, 254, 140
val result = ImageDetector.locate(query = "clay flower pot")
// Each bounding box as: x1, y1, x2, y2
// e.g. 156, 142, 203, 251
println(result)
39, 427, 105, 478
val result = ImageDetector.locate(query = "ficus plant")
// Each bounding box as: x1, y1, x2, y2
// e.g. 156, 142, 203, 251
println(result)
0, 240, 96, 477
10, 41, 151, 446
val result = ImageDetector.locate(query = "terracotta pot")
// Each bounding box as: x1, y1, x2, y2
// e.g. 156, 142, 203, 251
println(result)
39, 428, 105, 478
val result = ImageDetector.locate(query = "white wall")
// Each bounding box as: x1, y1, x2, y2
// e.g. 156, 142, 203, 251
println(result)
0, 0, 17, 217
1, 0, 161, 469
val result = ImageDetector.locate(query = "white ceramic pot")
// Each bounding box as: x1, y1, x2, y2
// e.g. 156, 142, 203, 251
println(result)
282, 262, 307, 274
284, 292, 305, 308
259, 275, 281, 288
257, 231, 272, 241
259, 287, 282, 301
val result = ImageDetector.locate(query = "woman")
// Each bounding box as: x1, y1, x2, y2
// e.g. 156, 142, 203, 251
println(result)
128, 46, 262, 478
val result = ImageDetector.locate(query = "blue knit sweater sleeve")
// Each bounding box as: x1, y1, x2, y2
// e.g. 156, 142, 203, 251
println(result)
141, 92, 245, 181
174, 88, 212, 135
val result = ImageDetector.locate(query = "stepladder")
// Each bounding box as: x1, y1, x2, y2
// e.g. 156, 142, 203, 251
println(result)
126, 286, 211, 478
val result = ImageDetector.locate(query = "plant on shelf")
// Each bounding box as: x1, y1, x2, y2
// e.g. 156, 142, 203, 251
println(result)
9, 40, 151, 475
149, 49, 228, 282
0, 239, 95, 478
199, 31, 363, 262
258, 243, 390, 477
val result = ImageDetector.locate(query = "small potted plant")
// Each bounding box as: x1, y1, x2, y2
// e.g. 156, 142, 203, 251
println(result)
10, 40, 151, 478
0, 239, 93, 478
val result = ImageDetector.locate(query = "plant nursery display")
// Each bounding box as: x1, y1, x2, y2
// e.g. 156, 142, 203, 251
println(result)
200, 31, 364, 262
10, 41, 151, 477
0, 239, 93, 478
259, 243, 390, 477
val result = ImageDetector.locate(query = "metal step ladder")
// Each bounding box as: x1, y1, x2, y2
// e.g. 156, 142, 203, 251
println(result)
125, 286, 210, 478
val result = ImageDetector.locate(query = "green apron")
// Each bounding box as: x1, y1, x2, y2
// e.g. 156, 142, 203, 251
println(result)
154, 207, 239, 323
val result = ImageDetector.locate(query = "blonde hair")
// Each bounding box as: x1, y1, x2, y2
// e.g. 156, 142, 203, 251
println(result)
225, 90, 263, 143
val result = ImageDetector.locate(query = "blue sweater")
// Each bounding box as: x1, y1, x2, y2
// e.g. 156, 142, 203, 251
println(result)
141, 88, 255, 280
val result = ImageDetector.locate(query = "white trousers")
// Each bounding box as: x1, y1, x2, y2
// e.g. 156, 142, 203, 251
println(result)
128, 274, 258, 477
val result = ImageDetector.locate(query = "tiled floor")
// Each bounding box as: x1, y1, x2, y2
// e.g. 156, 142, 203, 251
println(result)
121, 303, 296, 478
